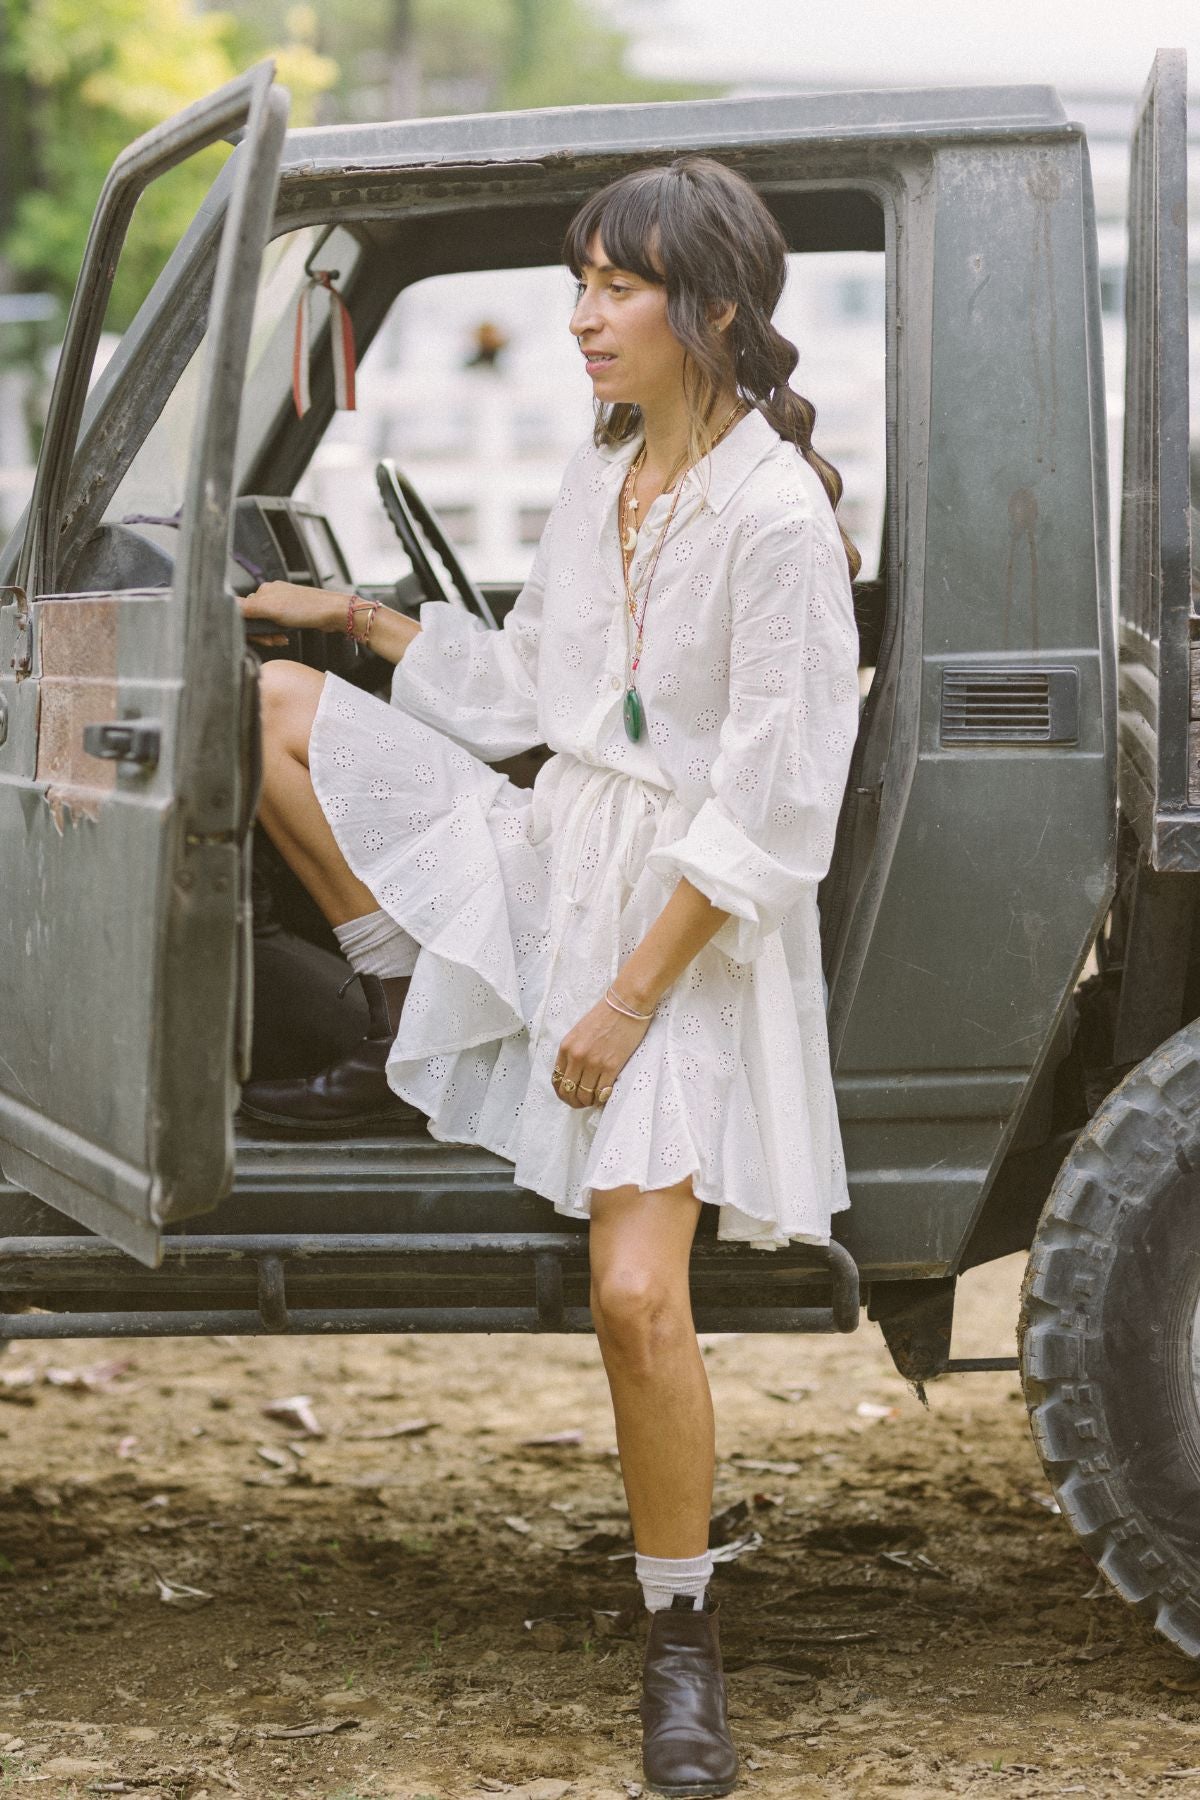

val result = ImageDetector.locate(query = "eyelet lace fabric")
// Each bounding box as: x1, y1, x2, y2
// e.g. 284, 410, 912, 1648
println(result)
308, 408, 859, 1247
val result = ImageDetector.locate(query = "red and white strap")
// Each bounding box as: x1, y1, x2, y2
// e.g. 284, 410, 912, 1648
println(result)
292, 270, 357, 418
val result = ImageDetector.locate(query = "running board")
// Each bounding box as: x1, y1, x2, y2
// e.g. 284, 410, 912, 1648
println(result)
0, 1232, 861, 1340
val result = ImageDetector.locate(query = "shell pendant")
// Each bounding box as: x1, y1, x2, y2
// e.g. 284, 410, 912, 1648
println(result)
621, 490, 639, 555
623, 684, 644, 741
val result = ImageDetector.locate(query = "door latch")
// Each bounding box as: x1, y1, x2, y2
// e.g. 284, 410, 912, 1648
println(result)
82, 719, 161, 772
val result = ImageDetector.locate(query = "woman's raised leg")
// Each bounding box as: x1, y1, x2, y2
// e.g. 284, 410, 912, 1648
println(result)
240, 661, 418, 1127
257, 659, 379, 927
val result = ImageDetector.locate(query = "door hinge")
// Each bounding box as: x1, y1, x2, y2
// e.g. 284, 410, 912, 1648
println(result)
82, 719, 161, 772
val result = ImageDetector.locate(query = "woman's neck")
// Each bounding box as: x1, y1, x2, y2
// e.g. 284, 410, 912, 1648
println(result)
637, 384, 742, 486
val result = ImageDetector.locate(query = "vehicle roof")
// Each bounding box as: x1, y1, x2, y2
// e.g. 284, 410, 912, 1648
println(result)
274, 83, 1075, 173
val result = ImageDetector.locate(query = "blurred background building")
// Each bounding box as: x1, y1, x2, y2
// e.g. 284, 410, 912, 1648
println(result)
293, 239, 888, 586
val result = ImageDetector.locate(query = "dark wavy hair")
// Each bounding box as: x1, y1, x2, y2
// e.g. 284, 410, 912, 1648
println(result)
563, 156, 861, 581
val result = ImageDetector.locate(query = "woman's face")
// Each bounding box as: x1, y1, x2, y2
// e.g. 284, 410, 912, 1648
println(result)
569, 232, 686, 413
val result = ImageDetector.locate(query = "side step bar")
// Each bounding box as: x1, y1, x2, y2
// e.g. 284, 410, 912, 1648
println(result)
0, 1232, 861, 1340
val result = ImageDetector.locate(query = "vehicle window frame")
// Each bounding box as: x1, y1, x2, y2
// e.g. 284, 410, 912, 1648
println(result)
11, 69, 278, 601
33, 171, 897, 618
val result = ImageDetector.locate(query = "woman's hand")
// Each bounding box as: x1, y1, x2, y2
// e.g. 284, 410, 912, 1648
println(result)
552, 995, 652, 1110
238, 581, 345, 642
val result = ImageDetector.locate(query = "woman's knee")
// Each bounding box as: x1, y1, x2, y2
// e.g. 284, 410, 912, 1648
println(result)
259, 659, 323, 755
588, 1179, 700, 1359
590, 1261, 691, 1363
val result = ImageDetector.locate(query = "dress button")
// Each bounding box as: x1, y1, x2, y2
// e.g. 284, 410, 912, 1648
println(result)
610, 675, 622, 690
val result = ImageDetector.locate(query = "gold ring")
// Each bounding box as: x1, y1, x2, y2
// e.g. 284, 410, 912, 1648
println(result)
552, 1067, 565, 1081
559, 1078, 577, 1095
577, 1083, 596, 1097
596, 1084, 614, 1104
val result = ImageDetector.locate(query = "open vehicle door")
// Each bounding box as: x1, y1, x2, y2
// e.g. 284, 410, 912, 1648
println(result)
1116, 47, 1194, 870
0, 64, 289, 1265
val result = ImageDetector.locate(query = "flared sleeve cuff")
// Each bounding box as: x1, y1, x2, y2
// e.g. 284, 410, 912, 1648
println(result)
389, 596, 542, 761
643, 797, 812, 964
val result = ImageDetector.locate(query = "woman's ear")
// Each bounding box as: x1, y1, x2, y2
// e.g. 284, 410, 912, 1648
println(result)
708, 298, 737, 332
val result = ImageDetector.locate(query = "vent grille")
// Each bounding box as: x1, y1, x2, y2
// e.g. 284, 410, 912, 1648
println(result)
940, 667, 1079, 745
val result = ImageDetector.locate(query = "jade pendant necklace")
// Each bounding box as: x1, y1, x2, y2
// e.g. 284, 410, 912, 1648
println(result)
618, 402, 746, 743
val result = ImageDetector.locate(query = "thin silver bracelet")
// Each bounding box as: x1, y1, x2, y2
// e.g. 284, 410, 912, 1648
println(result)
605, 983, 654, 1021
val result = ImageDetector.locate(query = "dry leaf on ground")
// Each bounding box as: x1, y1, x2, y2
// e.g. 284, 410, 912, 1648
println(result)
261, 1395, 324, 1437
150, 1568, 213, 1608
252, 1717, 359, 1739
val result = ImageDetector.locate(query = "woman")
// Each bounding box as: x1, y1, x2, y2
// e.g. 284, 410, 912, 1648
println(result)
240, 156, 861, 1798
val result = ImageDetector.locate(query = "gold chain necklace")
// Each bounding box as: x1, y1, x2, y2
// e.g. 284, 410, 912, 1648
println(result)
618, 401, 746, 743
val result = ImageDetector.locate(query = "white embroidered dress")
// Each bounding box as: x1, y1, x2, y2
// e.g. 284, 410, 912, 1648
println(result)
309, 406, 859, 1247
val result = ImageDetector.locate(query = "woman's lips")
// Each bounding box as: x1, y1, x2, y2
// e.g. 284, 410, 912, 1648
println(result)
584, 352, 616, 374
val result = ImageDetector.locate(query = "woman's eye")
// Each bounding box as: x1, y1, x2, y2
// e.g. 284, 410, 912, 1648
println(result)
572, 277, 631, 300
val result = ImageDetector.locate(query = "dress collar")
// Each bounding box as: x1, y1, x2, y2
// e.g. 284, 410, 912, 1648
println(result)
594, 405, 783, 517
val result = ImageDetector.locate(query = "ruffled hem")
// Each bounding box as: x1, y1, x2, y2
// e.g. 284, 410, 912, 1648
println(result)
579, 981, 846, 1245
391, 1076, 842, 1250
386, 981, 846, 1249
310, 676, 542, 1059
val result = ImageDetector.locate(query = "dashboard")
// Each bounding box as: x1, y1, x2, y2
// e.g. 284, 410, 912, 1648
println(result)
229, 498, 353, 595
72, 497, 355, 600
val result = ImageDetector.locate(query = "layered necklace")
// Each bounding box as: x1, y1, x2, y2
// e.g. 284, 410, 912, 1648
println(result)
618, 400, 745, 742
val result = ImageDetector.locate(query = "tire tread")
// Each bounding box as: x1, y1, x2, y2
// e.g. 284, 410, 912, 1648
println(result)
1020, 1024, 1200, 1660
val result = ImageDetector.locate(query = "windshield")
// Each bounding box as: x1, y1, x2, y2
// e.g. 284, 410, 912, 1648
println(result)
103, 224, 363, 534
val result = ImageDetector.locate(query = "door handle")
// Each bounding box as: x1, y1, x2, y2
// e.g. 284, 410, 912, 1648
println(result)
82, 719, 161, 771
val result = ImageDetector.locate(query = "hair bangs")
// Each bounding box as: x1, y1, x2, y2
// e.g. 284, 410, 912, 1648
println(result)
563, 172, 666, 286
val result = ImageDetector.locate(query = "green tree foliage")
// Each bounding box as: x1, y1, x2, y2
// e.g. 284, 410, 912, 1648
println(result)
0, 0, 336, 328
223, 0, 714, 123
0, 0, 711, 329
416, 0, 713, 113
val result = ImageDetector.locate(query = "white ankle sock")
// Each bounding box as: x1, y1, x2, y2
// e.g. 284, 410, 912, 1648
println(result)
635, 1549, 714, 1613
334, 908, 419, 978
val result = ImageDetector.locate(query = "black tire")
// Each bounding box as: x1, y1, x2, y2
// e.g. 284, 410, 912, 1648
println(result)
1020, 1018, 1200, 1659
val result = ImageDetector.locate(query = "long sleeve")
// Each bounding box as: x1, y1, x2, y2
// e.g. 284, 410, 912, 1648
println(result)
388, 524, 548, 760
644, 507, 860, 962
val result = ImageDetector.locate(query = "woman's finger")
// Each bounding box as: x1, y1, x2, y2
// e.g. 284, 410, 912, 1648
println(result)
574, 1065, 603, 1109
551, 1041, 581, 1106
556, 1048, 597, 1111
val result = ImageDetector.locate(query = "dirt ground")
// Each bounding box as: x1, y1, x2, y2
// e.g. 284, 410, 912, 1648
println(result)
2, 1253, 1200, 1800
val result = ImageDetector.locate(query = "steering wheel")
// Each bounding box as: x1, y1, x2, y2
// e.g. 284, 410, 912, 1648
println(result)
375, 459, 498, 629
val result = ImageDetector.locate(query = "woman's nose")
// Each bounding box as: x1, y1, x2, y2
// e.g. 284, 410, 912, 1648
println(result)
569, 288, 595, 336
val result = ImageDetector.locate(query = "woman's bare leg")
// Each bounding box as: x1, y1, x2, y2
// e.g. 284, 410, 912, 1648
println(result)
588, 1179, 713, 1556
257, 660, 378, 927
594, 1184, 737, 1793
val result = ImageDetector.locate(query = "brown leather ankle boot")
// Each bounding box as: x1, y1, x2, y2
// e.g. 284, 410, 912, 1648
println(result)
640, 1594, 739, 1797
238, 973, 421, 1130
